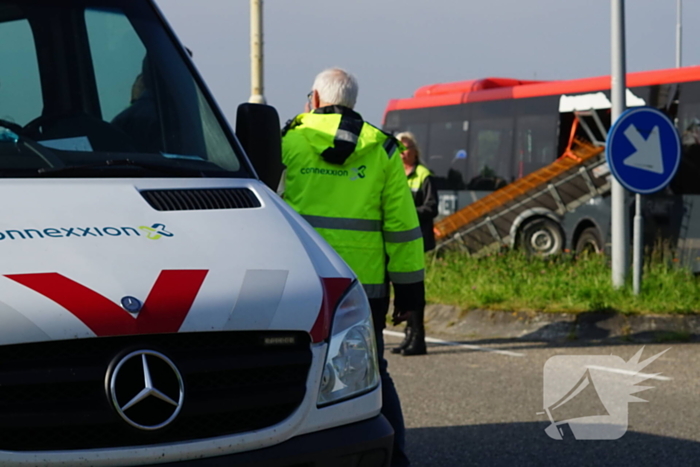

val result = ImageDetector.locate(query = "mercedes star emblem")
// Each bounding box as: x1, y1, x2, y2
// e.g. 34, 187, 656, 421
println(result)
121, 296, 143, 314
108, 350, 184, 430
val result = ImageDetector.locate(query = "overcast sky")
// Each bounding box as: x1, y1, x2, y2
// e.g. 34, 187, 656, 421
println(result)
156, 0, 700, 127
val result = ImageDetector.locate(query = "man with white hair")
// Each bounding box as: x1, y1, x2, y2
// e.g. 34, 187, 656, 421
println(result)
280, 68, 424, 466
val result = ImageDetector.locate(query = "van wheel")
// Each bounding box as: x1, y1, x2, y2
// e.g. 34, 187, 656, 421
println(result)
519, 218, 563, 256
575, 227, 603, 256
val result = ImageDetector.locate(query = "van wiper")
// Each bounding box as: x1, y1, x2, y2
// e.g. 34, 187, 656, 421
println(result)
37, 158, 207, 177
0, 119, 23, 137
0, 119, 64, 167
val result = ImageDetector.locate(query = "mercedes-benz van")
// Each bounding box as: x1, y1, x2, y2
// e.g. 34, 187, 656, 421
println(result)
0, 1, 391, 465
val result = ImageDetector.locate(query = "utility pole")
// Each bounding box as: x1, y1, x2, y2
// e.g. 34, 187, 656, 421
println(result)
249, 0, 266, 104
676, 0, 682, 68
611, 0, 628, 288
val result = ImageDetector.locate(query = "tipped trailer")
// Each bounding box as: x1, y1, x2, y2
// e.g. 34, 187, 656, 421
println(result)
433, 138, 609, 256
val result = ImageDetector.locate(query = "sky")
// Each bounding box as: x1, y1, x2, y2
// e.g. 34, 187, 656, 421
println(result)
155, 0, 700, 128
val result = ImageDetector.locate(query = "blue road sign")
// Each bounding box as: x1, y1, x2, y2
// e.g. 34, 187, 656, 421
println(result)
606, 107, 681, 194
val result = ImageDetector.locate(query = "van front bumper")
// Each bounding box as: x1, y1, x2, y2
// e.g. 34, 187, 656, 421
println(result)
151, 415, 393, 467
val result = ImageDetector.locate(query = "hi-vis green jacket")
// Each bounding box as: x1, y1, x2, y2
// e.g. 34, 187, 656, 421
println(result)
280, 106, 424, 299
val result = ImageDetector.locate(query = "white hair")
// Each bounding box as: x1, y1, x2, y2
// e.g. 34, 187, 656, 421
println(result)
395, 131, 422, 165
312, 68, 359, 109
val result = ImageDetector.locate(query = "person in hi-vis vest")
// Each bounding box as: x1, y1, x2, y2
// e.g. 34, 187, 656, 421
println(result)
391, 131, 438, 356
280, 68, 424, 467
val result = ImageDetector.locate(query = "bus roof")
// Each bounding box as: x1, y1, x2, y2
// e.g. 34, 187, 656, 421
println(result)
385, 65, 700, 115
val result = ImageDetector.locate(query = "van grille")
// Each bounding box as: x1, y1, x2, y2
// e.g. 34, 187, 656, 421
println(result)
141, 188, 261, 211
0, 331, 311, 451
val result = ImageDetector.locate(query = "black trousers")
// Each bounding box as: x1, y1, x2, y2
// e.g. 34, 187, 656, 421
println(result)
369, 297, 409, 467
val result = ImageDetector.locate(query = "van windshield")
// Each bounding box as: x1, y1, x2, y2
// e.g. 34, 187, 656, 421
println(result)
0, 0, 250, 178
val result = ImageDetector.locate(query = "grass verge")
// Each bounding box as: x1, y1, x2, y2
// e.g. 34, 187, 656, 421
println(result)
425, 250, 700, 314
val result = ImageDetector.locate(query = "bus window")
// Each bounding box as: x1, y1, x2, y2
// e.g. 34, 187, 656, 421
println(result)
514, 114, 557, 179
672, 81, 700, 194
427, 121, 469, 189
468, 118, 513, 189
0, 15, 43, 126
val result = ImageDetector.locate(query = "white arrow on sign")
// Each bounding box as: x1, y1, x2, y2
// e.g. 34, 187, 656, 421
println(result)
622, 124, 664, 174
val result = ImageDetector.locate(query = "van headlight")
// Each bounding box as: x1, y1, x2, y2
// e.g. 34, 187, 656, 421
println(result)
317, 281, 379, 406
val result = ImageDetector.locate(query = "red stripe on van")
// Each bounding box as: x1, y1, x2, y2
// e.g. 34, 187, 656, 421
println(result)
6, 270, 208, 336
310, 277, 352, 343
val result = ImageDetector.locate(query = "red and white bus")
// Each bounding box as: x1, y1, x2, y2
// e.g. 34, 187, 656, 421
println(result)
383, 66, 700, 265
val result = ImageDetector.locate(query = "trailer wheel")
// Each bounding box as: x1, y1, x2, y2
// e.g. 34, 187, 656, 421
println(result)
575, 227, 603, 256
519, 218, 564, 257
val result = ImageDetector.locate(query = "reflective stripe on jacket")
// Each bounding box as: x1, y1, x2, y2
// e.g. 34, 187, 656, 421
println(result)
281, 106, 424, 298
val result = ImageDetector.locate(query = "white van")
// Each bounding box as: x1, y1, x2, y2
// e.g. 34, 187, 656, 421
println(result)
0, 1, 392, 465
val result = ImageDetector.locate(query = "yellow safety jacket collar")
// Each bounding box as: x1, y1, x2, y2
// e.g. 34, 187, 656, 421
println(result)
311, 105, 364, 165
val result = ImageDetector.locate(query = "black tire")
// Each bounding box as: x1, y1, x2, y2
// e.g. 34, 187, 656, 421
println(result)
575, 227, 603, 256
518, 218, 564, 256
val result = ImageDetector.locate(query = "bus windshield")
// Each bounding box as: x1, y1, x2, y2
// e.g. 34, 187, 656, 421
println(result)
0, 0, 249, 178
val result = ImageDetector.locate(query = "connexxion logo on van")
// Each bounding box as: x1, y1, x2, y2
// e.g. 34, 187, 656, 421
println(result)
0, 223, 173, 241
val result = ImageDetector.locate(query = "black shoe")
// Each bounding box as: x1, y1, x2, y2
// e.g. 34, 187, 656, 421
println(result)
401, 310, 426, 356
401, 336, 427, 356
391, 325, 413, 354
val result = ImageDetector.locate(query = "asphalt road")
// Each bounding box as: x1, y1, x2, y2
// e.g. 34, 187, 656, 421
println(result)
383, 331, 700, 466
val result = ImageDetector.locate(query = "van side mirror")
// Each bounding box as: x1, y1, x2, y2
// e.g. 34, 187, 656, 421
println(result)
235, 103, 283, 190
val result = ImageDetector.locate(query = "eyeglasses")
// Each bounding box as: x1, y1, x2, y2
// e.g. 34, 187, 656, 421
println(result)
307, 91, 313, 109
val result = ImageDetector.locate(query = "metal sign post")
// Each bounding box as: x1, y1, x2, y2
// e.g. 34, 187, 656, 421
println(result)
677, 0, 682, 68
249, 0, 266, 104
611, 0, 628, 289
633, 194, 643, 294
606, 107, 682, 295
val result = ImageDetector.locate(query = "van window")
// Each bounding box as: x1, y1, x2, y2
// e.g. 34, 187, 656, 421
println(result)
0, 1, 247, 178
0, 15, 43, 126
85, 9, 147, 123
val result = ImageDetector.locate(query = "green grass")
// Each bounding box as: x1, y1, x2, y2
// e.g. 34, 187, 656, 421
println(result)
425, 250, 700, 314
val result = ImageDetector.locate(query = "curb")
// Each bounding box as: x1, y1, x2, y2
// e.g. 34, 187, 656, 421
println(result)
397, 305, 700, 343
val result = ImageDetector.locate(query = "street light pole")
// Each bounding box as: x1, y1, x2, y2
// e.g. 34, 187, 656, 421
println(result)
249, 0, 266, 104
611, 0, 628, 289
676, 0, 682, 68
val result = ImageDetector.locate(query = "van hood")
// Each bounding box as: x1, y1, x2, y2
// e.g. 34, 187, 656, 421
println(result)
0, 178, 354, 346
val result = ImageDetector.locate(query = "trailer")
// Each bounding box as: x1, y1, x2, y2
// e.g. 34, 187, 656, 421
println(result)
434, 138, 609, 255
